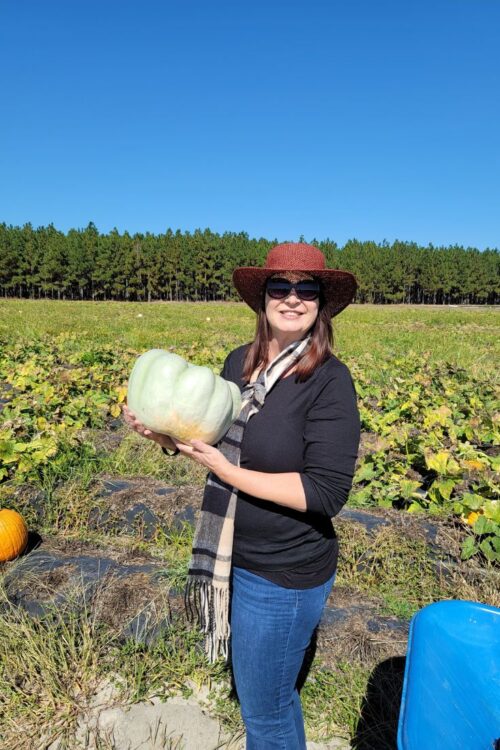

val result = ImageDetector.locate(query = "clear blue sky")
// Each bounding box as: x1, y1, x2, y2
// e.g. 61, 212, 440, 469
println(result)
1, 0, 499, 249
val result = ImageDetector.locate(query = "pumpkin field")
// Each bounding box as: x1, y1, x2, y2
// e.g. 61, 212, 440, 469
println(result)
0, 299, 499, 749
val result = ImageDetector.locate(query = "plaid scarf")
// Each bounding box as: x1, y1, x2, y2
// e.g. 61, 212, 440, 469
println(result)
185, 335, 312, 662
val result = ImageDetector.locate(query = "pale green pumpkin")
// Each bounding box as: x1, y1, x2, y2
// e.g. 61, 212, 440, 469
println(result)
127, 349, 242, 445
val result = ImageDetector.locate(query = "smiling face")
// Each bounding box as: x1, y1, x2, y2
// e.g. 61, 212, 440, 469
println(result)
264, 272, 320, 348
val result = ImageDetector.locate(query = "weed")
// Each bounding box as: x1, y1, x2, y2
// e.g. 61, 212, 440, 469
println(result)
337, 523, 449, 616
0, 580, 113, 749
0, 573, 217, 749
101, 431, 207, 486
302, 661, 370, 741
155, 522, 195, 592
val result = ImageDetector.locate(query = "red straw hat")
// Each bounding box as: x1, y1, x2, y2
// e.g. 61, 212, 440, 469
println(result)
232, 242, 357, 318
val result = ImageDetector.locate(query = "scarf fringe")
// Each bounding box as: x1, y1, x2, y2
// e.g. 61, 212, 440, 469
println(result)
185, 579, 230, 663
184, 337, 312, 663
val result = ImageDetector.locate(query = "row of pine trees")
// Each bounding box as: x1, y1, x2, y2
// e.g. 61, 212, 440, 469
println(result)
0, 222, 498, 305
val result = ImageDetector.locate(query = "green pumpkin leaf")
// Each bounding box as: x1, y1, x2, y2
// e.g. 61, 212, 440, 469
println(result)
350, 487, 373, 506
461, 536, 476, 560
377, 497, 393, 509
0, 440, 15, 460
479, 538, 498, 562
473, 515, 497, 536
382, 409, 401, 425
399, 479, 422, 499
427, 450, 461, 476
407, 502, 425, 513
483, 500, 500, 525
423, 406, 452, 428
2, 453, 20, 465
460, 492, 486, 511
428, 478, 456, 503
354, 463, 378, 482
434, 479, 456, 501
425, 450, 451, 475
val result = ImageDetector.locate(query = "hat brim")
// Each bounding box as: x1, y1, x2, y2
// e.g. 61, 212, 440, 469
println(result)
232, 267, 357, 318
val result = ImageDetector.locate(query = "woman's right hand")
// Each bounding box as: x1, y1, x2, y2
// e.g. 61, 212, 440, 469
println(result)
122, 404, 178, 452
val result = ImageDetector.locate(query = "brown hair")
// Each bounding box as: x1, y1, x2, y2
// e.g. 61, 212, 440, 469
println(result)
242, 287, 334, 383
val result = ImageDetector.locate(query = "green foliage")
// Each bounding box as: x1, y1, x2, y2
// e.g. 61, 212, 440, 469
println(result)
0, 302, 498, 565
0, 221, 498, 304
0, 334, 133, 485
458, 494, 500, 562
337, 524, 447, 615
349, 352, 499, 564
0, 578, 219, 749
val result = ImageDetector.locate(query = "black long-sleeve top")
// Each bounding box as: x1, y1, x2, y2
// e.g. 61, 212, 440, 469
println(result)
220, 344, 361, 589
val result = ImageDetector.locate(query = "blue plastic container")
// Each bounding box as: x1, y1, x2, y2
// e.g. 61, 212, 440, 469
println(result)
398, 600, 500, 750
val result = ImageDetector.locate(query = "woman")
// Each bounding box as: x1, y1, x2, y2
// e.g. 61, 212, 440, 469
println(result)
124, 242, 361, 750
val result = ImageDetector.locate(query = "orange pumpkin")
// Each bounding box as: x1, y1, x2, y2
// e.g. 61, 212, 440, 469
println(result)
0, 509, 28, 562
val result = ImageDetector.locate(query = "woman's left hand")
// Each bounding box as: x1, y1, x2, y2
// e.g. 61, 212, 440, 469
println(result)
179, 439, 307, 512
176, 439, 233, 480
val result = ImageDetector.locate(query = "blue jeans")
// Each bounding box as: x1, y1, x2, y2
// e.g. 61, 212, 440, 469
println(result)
230, 566, 336, 750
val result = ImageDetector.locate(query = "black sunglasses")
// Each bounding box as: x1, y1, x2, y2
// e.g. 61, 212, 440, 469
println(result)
265, 277, 321, 302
